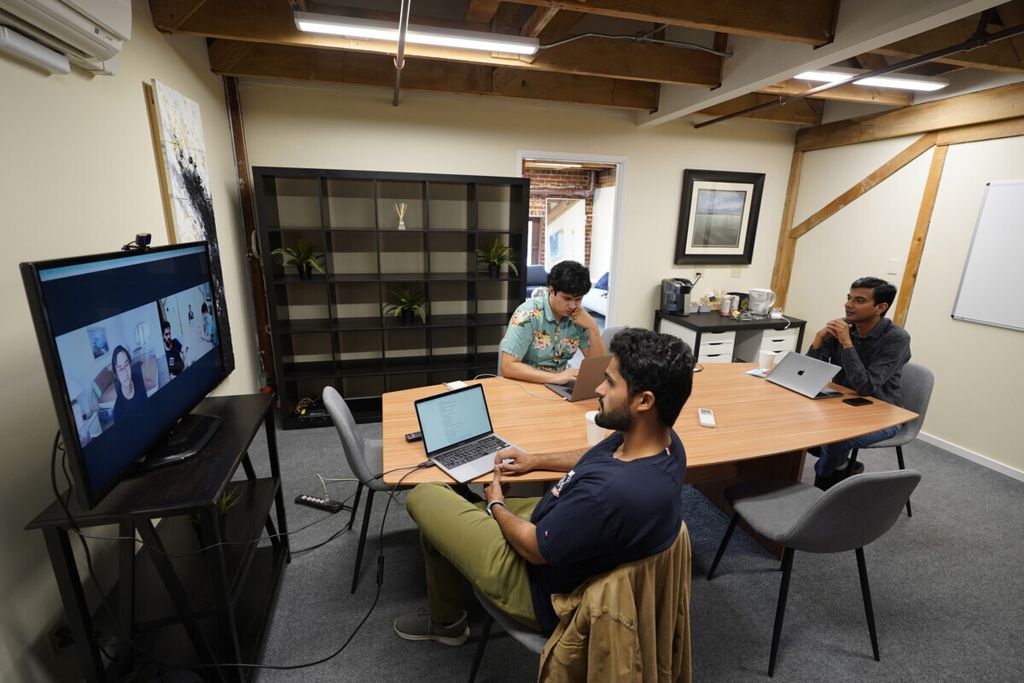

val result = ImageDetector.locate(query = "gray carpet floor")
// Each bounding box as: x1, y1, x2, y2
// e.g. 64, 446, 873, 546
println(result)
241, 424, 1024, 682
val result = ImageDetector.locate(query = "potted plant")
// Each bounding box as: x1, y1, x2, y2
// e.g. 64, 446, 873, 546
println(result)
478, 239, 519, 278
271, 239, 325, 280
189, 486, 245, 541
383, 286, 427, 325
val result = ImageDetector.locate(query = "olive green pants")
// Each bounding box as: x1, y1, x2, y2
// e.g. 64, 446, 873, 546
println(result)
406, 483, 542, 631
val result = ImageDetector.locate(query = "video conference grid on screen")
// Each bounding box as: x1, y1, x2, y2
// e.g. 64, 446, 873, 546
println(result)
38, 246, 224, 496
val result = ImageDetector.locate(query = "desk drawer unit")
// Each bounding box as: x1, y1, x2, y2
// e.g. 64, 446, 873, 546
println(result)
734, 326, 800, 362
698, 331, 735, 363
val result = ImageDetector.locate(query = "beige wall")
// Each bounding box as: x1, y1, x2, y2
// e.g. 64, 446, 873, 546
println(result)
786, 133, 1024, 475
0, 1, 258, 677
239, 81, 798, 326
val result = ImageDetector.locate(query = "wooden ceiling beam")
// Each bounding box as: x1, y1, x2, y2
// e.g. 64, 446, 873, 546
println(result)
522, 7, 561, 38
758, 79, 913, 106
150, 0, 720, 86
873, 14, 1024, 72
465, 0, 503, 24
208, 43, 660, 110
795, 81, 1024, 151
698, 94, 823, 125
500, 0, 835, 44
148, 0, 207, 31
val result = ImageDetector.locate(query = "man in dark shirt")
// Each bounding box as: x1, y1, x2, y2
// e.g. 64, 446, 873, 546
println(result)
162, 321, 188, 377
806, 276, 911, 488
394, 328, 693, 643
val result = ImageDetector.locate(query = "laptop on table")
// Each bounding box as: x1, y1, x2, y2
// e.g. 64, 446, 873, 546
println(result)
414, 384, 512, 483
766, 353, 844, 399
545, 355, 612, 401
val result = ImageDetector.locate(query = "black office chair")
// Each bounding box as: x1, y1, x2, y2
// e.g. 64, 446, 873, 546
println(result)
707, 470, 921, 677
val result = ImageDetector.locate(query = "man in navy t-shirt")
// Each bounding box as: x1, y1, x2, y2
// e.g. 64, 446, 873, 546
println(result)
395, 328, 694, 644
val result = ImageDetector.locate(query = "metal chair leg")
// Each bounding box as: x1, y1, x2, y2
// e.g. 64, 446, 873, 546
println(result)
467, 614, 494, 683
896, 446, 912, 517
849, 448, 860, 470
768, 547, 795, 677
348, 482, 364, 530
707, 513, 739, 580
856, 547, 880, 661
350, 489, 375, 593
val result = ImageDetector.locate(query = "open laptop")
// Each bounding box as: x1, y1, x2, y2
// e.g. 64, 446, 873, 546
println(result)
766, 353, 844, 399
545, 355, 613, 401
414, 384, 512, 483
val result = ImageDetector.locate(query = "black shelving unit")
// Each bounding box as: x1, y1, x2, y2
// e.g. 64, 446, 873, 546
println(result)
253, 168, 528, 427
26, 394, 287, 682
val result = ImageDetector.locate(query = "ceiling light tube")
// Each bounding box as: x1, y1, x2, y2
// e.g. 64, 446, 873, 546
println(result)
295, 11, 539, 55
795, 67, 947, 92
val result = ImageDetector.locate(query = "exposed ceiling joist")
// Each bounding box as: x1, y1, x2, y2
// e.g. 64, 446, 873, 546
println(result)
637, 0, 1005, 127
874, 12, 1024, 72
757, 79, 912, 106
152, 0, 720, 86
208, 42, 660, 110
698, 94, 824, 125
465, 0, 502, 24
522, 6, 561, 38
502, 0, 837, 44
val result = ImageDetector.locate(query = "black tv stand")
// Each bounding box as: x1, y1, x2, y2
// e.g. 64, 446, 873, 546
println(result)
26, 393, 287, 683
137, 412, 222, 470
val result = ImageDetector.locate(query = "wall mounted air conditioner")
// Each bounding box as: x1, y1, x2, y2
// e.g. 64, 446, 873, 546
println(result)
0, 0, 131, 75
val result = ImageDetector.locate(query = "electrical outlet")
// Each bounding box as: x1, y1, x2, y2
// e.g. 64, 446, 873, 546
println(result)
730, 267, 741, 278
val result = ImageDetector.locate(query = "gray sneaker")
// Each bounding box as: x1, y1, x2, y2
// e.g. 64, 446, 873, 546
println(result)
394, 609, 469, 646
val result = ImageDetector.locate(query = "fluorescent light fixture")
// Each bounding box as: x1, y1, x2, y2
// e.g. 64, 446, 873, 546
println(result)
530, 162, 584, 168
795, 67, 947, 92
295, 11, 539, 55
0, 25, 70, 74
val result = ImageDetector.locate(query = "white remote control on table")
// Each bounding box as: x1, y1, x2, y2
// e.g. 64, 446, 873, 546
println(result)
698, 408, 716, 428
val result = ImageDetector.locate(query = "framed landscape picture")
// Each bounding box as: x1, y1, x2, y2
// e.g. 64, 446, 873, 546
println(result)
674, 169, 765, 265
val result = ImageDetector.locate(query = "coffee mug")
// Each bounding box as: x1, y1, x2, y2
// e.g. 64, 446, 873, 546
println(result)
758, 349, 777, 371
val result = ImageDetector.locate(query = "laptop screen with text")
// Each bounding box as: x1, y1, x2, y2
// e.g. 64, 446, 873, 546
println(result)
416, 385, 494, 455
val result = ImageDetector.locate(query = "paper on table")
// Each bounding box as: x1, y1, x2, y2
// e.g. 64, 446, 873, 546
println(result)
746, 368, 770, 378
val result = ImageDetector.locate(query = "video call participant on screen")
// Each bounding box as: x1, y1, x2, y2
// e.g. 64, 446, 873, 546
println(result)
199, 303, 217, 345
394, 329, 693, 644
111, 345, 147, 424
806, 276, 911, 489
162, 321, 188, 377
498, 260, 605, 385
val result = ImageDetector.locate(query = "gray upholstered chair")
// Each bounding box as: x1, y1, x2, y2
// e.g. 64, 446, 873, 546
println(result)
468, 587, 548, 683
848, 362, 934, 517
707, 470, 921, 677
322, 386, 387, 593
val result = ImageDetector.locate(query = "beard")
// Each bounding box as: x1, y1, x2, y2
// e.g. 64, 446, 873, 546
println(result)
596, 402, 632, 431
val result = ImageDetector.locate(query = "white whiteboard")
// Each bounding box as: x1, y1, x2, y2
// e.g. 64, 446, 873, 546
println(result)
952, 180, 1024, 331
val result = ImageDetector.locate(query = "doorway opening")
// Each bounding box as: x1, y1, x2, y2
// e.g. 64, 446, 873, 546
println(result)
518, 153, 625, 335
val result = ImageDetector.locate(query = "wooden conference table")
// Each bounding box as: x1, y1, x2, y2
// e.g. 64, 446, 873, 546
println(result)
381, 363, 916, 488
382, 363, 916, 555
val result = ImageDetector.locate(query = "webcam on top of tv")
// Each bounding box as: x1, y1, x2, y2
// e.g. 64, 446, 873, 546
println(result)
122, 233, 152, 252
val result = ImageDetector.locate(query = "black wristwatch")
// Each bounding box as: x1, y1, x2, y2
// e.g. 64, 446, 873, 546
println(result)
486, 500, 507, 517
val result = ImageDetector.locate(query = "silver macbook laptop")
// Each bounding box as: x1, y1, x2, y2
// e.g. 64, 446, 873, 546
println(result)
414, 384, 512, 483
766, 353, 844, 399
545, 355, 612, 401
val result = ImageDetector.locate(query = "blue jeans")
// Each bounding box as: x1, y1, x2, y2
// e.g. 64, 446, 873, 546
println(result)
813, 424, 902, 477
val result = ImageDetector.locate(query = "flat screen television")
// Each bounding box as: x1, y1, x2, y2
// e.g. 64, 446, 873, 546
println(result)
21, 242, 234, 509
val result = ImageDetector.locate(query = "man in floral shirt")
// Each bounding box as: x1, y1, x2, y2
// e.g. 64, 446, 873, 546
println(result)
499, 260, 605, 384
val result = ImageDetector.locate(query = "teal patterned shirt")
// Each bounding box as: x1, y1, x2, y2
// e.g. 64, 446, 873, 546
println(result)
499, 295, 591, 372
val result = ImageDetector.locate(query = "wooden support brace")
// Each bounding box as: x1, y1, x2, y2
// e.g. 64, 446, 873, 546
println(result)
770, 148, 805, 309
789, 133, 936, 240
893, 145, 949, 327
